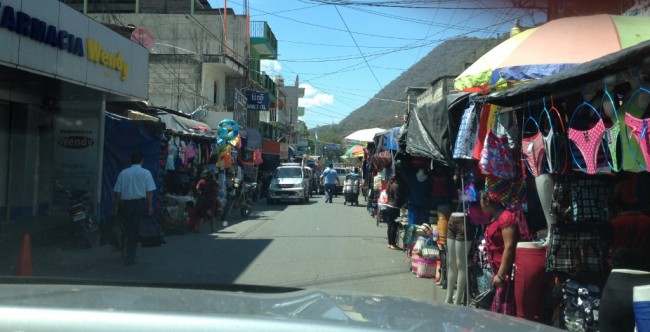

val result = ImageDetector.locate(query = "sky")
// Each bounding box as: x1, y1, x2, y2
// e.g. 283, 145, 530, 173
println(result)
208, 0, 546, 129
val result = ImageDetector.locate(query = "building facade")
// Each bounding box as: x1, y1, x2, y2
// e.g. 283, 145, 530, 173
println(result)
0, 0, 148, 222
64, 0, 279, 135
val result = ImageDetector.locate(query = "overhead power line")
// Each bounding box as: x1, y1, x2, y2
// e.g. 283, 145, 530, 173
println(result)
301, 0, 546, 10
333, 5, 383, 90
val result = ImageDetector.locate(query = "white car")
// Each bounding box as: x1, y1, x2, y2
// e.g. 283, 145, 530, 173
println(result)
267, 164, 309, 204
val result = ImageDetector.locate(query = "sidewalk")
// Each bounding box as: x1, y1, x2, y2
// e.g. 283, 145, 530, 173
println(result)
0, 215, 70, 275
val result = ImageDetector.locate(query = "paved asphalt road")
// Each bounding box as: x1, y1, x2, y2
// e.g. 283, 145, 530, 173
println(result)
2, 193, 448, 304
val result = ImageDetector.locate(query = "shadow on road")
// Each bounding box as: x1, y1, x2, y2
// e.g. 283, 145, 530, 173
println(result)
5, 234, 274, 287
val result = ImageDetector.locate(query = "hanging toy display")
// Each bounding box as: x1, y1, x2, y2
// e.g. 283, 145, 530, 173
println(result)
231, 133, 241, 148
216, 119, 240, 146
219, 148, 232, 170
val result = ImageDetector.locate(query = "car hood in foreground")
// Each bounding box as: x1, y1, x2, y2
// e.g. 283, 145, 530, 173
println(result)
0, 277, 560, 331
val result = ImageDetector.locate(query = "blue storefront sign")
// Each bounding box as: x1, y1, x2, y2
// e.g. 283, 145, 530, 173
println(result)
246, 92, 269, 111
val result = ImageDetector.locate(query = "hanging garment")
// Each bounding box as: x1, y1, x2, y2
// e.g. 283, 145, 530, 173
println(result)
484, 175, 525, 208
472, 104, 496, 160
625, 113, 650, 169
166, 139, 178, 171
605, 124, 621, 172
620, 97, 648, 172
185, 142, 197, 167
522, 133, 545, 177
454, 101, 480, 159
568, 119, 607, 174
480, 131, 518, 179
540, 103, 569, 175
602, 90, 622, 172
550, 176, 610, 225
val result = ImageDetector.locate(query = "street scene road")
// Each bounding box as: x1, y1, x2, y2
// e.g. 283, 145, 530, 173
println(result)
2, 194, 446, 304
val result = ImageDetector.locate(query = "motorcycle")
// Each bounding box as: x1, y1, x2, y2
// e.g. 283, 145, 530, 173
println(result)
54, 181, 98, 248
222, 179, 257, 220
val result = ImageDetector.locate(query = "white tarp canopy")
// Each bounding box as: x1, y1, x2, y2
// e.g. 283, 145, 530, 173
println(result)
157, 113, 215, 138
344, 128, 386, 143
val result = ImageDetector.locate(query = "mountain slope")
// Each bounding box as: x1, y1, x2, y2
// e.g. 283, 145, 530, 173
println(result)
337, 37, 499, 132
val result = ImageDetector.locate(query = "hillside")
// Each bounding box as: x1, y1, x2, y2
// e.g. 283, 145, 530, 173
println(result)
325, 37, 499, 136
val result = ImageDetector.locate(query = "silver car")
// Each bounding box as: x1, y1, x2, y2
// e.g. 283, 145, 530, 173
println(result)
267, 164, 309, 204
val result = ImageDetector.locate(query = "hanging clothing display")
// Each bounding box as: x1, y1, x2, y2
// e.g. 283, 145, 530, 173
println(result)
454, 101, 480, 160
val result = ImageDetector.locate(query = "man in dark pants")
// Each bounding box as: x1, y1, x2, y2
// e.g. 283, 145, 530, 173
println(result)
112, 152, 156, 265
320, 164, 338, 203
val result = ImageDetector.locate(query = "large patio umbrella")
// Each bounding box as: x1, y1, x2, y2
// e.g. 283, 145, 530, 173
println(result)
342, 145, 365, 158
344, 128, 386, 143
454, 14, 650, 91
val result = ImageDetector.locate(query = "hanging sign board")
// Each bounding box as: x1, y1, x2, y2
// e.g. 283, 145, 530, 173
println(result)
246, 92, 269, 111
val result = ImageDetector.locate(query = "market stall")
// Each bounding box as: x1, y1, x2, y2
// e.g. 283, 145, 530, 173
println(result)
378, 28, 650, 330
456, 38, 650, 330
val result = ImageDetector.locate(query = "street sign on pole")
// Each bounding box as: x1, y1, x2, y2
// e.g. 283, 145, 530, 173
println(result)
246, 92, 269, 111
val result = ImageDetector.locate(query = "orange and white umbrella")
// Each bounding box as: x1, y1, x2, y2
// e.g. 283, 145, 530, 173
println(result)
455, 14, 650, 92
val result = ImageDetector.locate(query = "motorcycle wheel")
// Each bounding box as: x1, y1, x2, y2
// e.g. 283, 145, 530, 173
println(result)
240, 201, 252, 217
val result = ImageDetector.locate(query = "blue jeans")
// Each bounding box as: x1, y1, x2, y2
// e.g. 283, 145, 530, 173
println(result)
324, 183, 336, 201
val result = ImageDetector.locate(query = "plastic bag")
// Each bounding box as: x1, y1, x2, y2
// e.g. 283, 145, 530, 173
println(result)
138, 217, 167, 247
378, 190, 388, 204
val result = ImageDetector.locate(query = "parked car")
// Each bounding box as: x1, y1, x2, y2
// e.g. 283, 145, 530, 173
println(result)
267, 163, 310, 204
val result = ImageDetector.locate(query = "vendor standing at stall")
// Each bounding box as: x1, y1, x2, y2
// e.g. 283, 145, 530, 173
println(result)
480, 189, 519, 316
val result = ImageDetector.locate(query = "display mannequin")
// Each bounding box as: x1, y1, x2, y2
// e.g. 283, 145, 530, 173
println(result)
445, 212, 474, 305
510, 173, 555, 321
535, 173, 556, 246
514, 240, 552, 323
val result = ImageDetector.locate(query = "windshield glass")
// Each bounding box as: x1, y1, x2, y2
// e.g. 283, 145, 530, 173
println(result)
274, 168, 302, 178
2, 1, 623, 331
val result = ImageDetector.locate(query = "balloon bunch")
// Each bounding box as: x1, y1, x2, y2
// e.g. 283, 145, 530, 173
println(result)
216, 119, 240, 146
214, 119, 241, 180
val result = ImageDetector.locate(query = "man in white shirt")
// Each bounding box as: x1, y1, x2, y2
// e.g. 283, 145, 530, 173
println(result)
112, 152, 156, 265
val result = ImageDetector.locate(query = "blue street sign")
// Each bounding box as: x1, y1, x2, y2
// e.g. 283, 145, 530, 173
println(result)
246, 92, 269, 111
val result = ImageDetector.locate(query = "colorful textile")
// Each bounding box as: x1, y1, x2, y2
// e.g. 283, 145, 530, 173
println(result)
546, 225, 606, 274
454, 102, 480, 159
541, 105, 570, 175
473, 104, 495, 160
568, 119, 607, 174
551, 176, 610, 225
522, 132, 545, 177
625, 113, 650, 170
480, 130, 518, 179
606, 123, 621, 172
484, 175, 525, 208
620, 100, 647, 172
484, 209, 519, 271
491, 275, 516, 316
485, 210, 519, 316
455, 15, 650, 91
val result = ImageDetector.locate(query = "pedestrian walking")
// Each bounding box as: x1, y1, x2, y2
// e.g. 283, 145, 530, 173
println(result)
385, 175, 404, 249
195, 170, 220, 233
320, 163, 338, 203
112, 152, 156, 266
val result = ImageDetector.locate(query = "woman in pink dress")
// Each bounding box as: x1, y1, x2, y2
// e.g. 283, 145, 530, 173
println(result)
480, 190, 520, 316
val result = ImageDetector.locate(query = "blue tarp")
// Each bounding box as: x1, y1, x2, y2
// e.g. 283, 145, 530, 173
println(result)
385, 127, 401, 151
495, 63, 576, 84
100, 113, 163, 223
